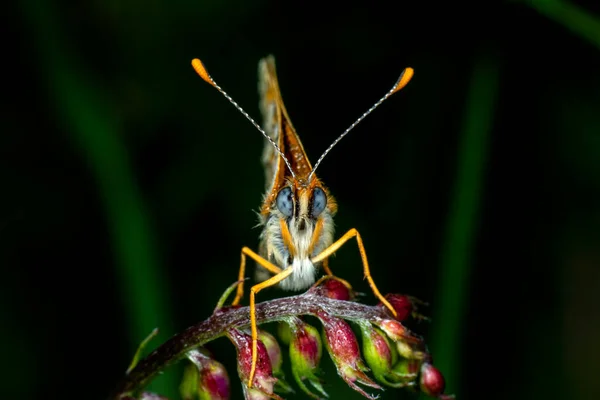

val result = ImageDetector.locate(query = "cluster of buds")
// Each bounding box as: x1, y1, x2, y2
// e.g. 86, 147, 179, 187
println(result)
371, 293, 453, 399
120, 277, 454, 400
314, 280, 454, 400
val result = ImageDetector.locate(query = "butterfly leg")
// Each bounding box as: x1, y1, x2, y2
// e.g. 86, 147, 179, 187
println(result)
311, 228, 398, 318
315, 258, 354, 291
247, 267, 293, 387
232, 247, 282, 306
321, 257, 334, 276
231, 248, 288, 387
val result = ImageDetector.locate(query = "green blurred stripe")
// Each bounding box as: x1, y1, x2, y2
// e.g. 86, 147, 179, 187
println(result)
525, 0, 600, 49
22, 0, 175, 396
429, 55, 499, 396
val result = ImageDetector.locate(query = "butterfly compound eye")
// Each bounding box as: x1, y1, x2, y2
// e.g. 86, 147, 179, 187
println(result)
276, 187, 294, 217
311, 187, 327, 217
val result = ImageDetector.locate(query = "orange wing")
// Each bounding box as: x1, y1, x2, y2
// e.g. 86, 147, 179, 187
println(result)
258, 55, 313, 214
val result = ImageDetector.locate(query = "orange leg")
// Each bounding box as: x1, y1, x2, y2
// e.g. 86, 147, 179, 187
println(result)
232, 246, 282, 306
230, 247, 288, 388
313, 256, 354, 292
320, 257, 354, 289
311, 228, 397, 318
247, 267, 294, 387
321, 256, 333, 276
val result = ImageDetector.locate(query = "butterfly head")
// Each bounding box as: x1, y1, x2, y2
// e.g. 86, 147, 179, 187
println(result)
269, 175, 337, 264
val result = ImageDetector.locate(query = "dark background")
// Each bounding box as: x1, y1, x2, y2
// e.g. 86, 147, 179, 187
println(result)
4, 0, 600, 399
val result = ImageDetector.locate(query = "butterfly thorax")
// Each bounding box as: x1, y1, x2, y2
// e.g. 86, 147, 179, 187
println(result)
259, 177, 337, 290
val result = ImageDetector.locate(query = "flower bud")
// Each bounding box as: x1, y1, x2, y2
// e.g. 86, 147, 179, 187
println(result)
258, 330, 282, 375
311, 276, 354, 300
258, 330, 293, 394
376, 319, 420, 344
358, 322, 397, 386
180, 362, 199, 400
376, 318, 427, 364
379, 294, 430, 322
185, 349, 230, 400
276, 322, 292, 346
390, 359, 419, 386
227, 329, 281, 400
380, 294, 413, 321
395, 339, 428, 361
317, 312, 381, 399
286, 317, 326, 398
419, 362, 454, 399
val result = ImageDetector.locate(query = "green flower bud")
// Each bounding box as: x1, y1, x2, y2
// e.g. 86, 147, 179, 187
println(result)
287, 317, 326, 399
358, 322, 399, 387
396, 339, 427, 361
258, 330, 293, 394
390, 358, 419, 387
180, 362, 199, 400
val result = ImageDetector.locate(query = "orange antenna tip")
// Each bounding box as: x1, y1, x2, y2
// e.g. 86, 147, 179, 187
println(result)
191, 58, 215, 87
392, 67, 414, 95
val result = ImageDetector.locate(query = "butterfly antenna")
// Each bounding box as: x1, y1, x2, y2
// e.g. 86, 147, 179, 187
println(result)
191, 58, 296, 179
308, 67, 414, 180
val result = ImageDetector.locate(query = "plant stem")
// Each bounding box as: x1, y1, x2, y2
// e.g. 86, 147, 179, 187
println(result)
110, 292, 391, 399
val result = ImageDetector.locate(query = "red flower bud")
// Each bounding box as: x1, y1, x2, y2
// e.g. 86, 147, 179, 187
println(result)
420, 362, 454, 399
311, 276, 354, 300
380, 294, 413, 321
185, 349, 230, 400
379, 294, 430, 322
317, 312, 381, 399
376, 319, 420, 344
227, 329, 281, 400
286, 317, 326, 398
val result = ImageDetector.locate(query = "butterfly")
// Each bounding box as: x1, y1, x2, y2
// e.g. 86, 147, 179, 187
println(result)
191, 55, 413, 387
